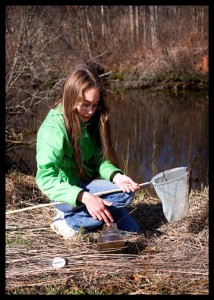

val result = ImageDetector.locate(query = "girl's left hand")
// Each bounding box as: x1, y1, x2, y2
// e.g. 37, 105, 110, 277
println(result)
112, 173, 140, 193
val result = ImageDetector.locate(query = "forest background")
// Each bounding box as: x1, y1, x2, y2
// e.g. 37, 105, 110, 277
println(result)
6, 6, 208, 172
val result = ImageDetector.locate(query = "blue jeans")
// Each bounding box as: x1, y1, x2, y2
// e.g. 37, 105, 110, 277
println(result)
52, 179, 139, 233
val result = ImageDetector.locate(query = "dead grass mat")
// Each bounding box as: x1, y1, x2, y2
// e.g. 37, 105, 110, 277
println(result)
5, 172, 209, 295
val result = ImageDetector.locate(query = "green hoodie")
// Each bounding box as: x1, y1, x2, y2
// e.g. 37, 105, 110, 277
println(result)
36, 104, 123, 206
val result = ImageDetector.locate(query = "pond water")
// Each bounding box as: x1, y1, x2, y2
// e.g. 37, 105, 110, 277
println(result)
109, 89, 208, 191
8, 88, 209, 191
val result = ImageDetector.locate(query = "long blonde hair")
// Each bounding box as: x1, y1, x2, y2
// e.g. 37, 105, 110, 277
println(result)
54, 64, 119, 179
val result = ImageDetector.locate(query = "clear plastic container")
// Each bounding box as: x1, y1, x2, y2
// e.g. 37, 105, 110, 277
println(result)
97, 223, 125, 254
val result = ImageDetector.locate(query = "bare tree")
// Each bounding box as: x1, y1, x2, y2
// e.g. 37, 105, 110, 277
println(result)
101, 6, 105, 38
135, 6, 139, 43
149, 5, 158, 49
129, 5, 134, 44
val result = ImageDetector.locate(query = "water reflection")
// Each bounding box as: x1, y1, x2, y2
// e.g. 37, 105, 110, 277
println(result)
7, 89, 209, 191
109, 89, 209, 190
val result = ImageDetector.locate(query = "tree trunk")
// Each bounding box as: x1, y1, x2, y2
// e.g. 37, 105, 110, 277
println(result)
135, 6, 139, 43
149, 5, 158, 49
129, 5, 134, 44
101, 6, 105, 38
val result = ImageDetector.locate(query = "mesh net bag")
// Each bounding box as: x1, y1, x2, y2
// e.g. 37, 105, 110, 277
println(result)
151, 167, 190, 223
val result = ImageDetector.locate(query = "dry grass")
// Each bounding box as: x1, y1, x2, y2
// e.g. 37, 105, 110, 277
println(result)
5, 172, 209, 295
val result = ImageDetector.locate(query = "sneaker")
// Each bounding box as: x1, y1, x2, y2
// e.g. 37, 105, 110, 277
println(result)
50, 213, 78, 239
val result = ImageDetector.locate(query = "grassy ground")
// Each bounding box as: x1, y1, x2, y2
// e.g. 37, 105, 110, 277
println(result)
5, 172, 208, 295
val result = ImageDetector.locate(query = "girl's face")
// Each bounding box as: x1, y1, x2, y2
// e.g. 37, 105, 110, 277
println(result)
77, 87, 101, 123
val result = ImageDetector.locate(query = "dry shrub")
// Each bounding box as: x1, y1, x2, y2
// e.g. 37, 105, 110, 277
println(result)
6, 171, 49, 209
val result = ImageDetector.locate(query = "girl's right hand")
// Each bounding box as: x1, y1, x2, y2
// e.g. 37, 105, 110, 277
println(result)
77, 191, 114, 226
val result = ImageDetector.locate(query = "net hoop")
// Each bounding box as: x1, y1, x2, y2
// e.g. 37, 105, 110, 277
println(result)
151, 167, 190, 186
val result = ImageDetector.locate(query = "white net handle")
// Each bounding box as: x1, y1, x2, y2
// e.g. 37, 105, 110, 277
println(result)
6, 167, 190, 221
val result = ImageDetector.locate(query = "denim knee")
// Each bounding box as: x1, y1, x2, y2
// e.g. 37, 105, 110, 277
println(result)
50, 201, 85, 213
103, 191, 135, 208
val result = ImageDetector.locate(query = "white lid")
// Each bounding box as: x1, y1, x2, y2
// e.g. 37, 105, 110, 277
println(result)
49, 257, 66, 268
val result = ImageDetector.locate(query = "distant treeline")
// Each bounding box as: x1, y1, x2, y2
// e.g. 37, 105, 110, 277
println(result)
6, 5, 208, 130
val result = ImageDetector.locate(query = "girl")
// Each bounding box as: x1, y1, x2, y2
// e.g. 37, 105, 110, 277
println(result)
36, 64, 140, 239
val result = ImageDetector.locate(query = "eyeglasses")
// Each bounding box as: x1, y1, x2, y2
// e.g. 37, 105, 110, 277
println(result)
79, 103, 102, 112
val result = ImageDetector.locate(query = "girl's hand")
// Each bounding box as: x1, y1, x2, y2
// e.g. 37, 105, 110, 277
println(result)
112, 173, 140, 193
77, 191, 114, 226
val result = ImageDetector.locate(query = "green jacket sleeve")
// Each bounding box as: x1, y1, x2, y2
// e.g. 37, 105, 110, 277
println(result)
36, 116, 83, 206
90, 144, 124, 181
99, 160, 124, 180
